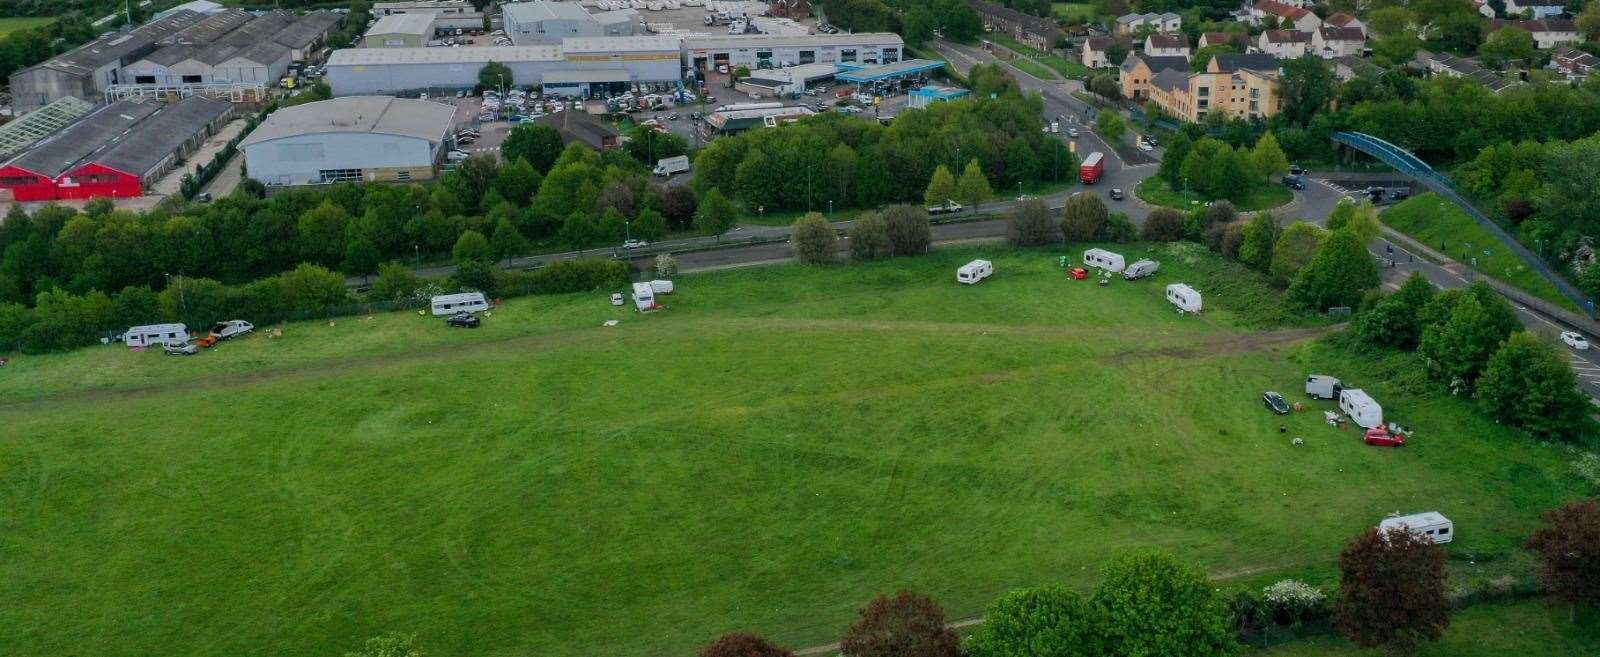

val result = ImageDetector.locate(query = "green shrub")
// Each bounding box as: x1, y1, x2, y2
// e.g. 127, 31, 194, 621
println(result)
530, 258, 630, 294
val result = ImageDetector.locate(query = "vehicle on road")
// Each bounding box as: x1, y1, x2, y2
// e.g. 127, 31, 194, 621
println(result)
1561, 331, 1590, 350
163, 341, 199, 356
927, 199, 963, 215
653, 155, 690, 177
1066, 127, 1079, 137
1263, 391, 1290, 415
1109, 187, 1123, 200
1079, 152, 1104, 184
445, 311, 481, 328
1137, 141, 1154, 152
1282, 175, 1305, 190
1289, 164, 1307, 176
623, 239, 649, 249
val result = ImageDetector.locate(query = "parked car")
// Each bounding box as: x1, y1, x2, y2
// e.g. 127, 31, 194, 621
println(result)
611, 292, 624, 306
1561, 331, 1590, 350
1068, 267, 1088, 280
445, 311, 480, 328
1066, 127, 1079, 138
1289, 164, 1307, 176
163, 341, 199, 356
1363, 426, 1406, 447
1137, 141, 1154, 152
1262, 391, 1290, 415
1282, 175, 1306, 190
1109, 188, 1124, 200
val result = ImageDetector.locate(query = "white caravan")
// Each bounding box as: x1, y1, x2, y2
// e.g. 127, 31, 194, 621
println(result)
1166, 283, 1202, 313
430, 292, 488, 316
956, 259, 993, 284
1379, 511, 1453, 544
632, 281, 657, 311
124, 323, 189, 347
1338, 388, 1383, 429
1082, 248, 1125, 273
650, 280, 675, 294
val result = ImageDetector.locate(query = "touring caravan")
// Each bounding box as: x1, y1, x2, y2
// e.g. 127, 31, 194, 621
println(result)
1166, 284, 1202, 313
1339, 388, 1383, 429
1123, 259, 1159, 280
650, 280, 675, 294
1378, 512, 1453, 544
1082, 248, 1125, 273
632, 281, 657, 312
430, 292, 488, 316
956, 259, 993, 284
124, 323, 189, 348
1305, 374, 1342, 399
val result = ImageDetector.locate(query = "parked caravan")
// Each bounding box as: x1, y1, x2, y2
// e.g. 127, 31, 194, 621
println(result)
124, 323, 189, 348
1305, 374, 1341, 399
1339, 388, 1382, 428
1166, 284, 1202, 313
956, 259, 993, 284
650, 279, 675, 294
1378, 511, 1453, 544
632, 281, 657, 311
1123, 259, 1159, 280
1082, 248, 1125, 273
430, 292, 488, 316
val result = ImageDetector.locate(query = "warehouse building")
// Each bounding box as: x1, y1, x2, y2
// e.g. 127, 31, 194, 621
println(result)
374, 0, 488, 30
503, 1, 639, 45
240, 96, 457, 186
365, 13, 437, 47
8, 10, 206, 114
682, 33, 904, 71
124, 40, 292, 87
324, 35, 681, 95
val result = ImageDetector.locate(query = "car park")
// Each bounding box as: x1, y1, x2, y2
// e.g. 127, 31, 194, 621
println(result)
1561, 331, 1590, 350
163, 341, 199, 356
1137, 141, 1154, 152
1262, 391, 1290, 415
445, 311, 480, 328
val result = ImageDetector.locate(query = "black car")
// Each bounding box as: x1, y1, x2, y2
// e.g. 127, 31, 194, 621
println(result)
1262, 391, 1290, 415
1282, 175, 1305, 190
1109, 188, 1124, 200
445, 311, 480, 328
1288, 164, 1307, 176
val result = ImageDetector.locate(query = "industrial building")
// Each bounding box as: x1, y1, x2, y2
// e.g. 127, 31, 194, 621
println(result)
374, 0, 488, 31
8, 10, 206, 114
239, 96, 457, 186
535, 110, 620, 150
365, 13, 437, 48
735, 62, 841, 97
704, 105, 814, 134
0, 96, 234, 201
682, 33, 904, 71
325, 36, 682, 95
907, 85, 971, 108
0, 97, 98, 162
502, 1, 639, 45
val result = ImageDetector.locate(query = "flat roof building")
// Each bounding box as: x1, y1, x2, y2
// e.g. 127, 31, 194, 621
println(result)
683, 32, 904, 70
365, 13, 437, 48
8, 10, 206, 113
374, 0, 486, 29
908, 85, 971, 108
503, 1, 639, 45
240, 96, 457, 186
325, 36, 682, 95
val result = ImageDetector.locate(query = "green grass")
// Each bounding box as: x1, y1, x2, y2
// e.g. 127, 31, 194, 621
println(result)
0, 16, 54, 38
1380, 193, 1579, 312
1136, 177, 1295, 212
1, 245, 1591, 657
1260, 598, 1600, 656
1006, 55, 1058, 80
1052, 2, 1099, 21
986, 32, 1087, 79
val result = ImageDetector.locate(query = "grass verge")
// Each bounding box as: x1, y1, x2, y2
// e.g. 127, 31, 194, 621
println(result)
1259, 598, 1600, 656
1136, 177, 1294, 212
0, 17, 54, 37
1380, 193, 1578, 312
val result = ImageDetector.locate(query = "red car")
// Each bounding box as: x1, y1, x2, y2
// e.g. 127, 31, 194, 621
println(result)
1364, 427, 1405, 447
1069, 267, 1088, 280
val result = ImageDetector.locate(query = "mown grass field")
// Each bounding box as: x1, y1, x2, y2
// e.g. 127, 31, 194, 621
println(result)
0, 16, 54, 38
1261, 599, 1600, 656
1052, 2, 1098, 21
1137, 177, 1295, 212
1380, 193, 1578, 312
1, 244, 1593, 657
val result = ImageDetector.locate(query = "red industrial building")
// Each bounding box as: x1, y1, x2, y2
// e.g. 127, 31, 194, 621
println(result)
0, 95, 234, 202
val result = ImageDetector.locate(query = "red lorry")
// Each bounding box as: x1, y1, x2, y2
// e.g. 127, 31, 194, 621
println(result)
1079, 151, 1104, 184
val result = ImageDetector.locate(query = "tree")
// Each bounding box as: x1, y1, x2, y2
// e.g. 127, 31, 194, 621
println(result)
279, 264, 350, 312
698, 632, 794, 657
1190, 44, 1239, 72
1159, 131, 1194, 188
1475, 332, 1588, 439
1104, 212, 1138, 243
372, 261, 420, 302
839, 591, 960, 657
1479, 26, 1536, 65
1269, 222, 1328, 286
1325, 199, 1357, 233
660, 185, 699, 229
790, 212, 837, 264
626, 126, 688, 165
560, 212, 599, 254
1367, 7, 1414, 36
849, 211, 892, 260
903, 5, 936, 47
1093, 551, 1239, 657
1279, 56, 1334, 126
696, 188, 739, 242
1060, 193, 1108, 242
500, 125, 565, 173
883, 205, 932, 256
1289, 230, 1380, 310
478, 60, 513, 91
1251, 133, 1290, 181
1095, 111, 1126, 142
964, 585, 1096, 657
1336, 528, 1449, 657
494, 157, 542, 205
490, 217, 530, 264
1417, 293, 1513, 390
1357, 272, 1435, 348
633, 208, 667, 242
342, 234, 382, 279
452, 230, 491, 265
924, 165, 957, 208
297, 199, 351, 267
344, 632, 424, 657
955, 159, 993, 212
1580, 1, 1600, 41
732, 65, 750, 79
1007, 199, 1059, 246
1142, 208, 1186, 242
1524, 500, 1600, 620
1237, 213, 1279, 272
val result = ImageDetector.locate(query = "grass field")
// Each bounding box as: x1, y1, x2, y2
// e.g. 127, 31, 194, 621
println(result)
1137, 177, 1295, 212
1052, 2, 1098, 21
1380, 193, 1579, 312
0, 16, 54, 38
987, 32, 1088, 79
2, 244, 1592, 657
1261, 599, 1600, 656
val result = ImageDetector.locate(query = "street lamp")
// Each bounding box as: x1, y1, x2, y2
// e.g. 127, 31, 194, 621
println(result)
414, 244, 421, 266
828, 199, 833, 219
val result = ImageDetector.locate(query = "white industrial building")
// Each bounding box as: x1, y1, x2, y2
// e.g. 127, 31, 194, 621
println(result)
325, 35, 681, 95
682, 33, 904, 70
364, 13, 437, 47
240, 96, 457, 186
374, 0, 488, 30
502, 0, 639, 45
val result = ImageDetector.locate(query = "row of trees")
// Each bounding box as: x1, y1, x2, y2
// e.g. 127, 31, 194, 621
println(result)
899, 0, 984, 48
791, 204, 933, 264
1154, 132, 1289, 203
680, 500, 1600, 657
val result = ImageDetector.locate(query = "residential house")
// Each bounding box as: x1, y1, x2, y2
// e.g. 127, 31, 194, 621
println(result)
1144, 34, 1191, 58
1198, 32, 1247, 49
1313, 26, 1365, 58
1488, 19, 1580, 49
1503, 0, 1565, 19
967, 0, 1062, 51
1472, 0, 1497, 18
1552, 44, 1599, 77
1080, 37, 1117, 69
1257, 29, 1311, 58
1248, 0, 1322, 32
1334, 55, 1383, 82
1323, 12, 1365, 37
1145, 53, 1282, 122
1114, 12, 1181, 35
1424, 52, 1519, 92
1118, 52, 1189, 100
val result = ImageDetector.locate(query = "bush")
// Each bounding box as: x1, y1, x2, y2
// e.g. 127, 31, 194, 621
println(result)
1060, 193, 1107, 242
1261, 579, 1329, 626
1141, 208, 1185, 242
529, 258, 630, 294
1006, 199, 1059, 246
882, 205, 931, 256
372, 262, 421, 302
1337, 528, 1449, 656
964, 585, 1095, 657
1092, 551, 1238, 657
697, 633, 793, 657
654, 253, 678, 278
1574, 451, 1600, 491
848, 211, 892, 260
1288, 231, 1379, 311
791, 212, 838, 264
1103, 213, 1138, 243
1475, 331, 1588, 439
840, 591, 959, 657
453, 260, 497, 295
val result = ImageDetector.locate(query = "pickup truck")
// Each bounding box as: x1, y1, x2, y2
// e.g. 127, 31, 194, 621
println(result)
926, 200, 963, 215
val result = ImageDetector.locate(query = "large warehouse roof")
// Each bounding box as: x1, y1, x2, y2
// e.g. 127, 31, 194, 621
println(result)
278, 10, 343, 49
683, 32, 903, 50
328, 44, 562, 65
241, 96, 455, 146
90, 96, 233, 176
166, 8, 254, 45
562, 35, 679, 54
504, 1, 593, 23
28, 10, 205, 76
369, 13, 435, 37
7, 101, 162, 177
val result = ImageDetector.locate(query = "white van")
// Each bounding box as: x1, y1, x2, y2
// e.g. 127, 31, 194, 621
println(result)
1339, 388, 1382, 429
1378, 511, 1453, 544
1083, 248, 1125, 273
1166, 283, 1202, 313
632, 281, 657, 311
956, 259, 993, 284
430, 292, 488, 316
124, 323, 189, 348
1123, 259, 1159, 280
1305, 374, 1341, 400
